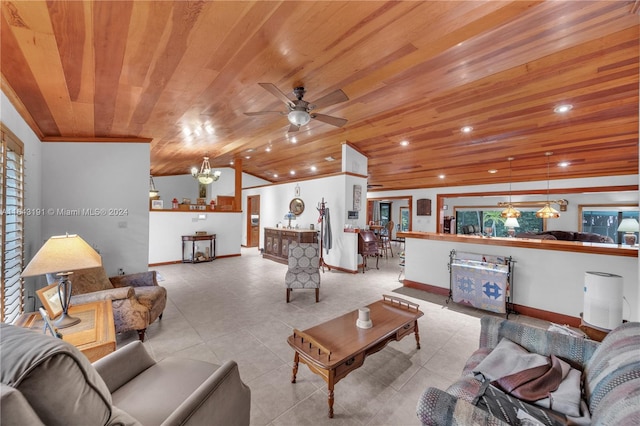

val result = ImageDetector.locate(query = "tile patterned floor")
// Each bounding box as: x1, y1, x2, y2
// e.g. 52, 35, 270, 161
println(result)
118, 244, 551, 425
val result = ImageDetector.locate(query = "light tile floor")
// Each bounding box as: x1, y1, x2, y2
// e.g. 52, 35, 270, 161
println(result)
118, 244, 551, 426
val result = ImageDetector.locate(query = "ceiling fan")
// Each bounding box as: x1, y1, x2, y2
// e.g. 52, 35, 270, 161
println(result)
244, 83, 349, 132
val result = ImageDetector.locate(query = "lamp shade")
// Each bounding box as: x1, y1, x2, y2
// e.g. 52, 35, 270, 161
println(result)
536, 203, 560, 219
504, 217, 520, 228
500, 205, 521, 218
617, 218, 639, 233
21, 234, 102, 277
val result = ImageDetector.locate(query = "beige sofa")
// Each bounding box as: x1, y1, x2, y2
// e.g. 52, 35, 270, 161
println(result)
0, 323, 251, 425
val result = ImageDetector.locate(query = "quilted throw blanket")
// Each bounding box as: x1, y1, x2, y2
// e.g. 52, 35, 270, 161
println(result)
473, 338, 591, 425
451, 258, 509, 314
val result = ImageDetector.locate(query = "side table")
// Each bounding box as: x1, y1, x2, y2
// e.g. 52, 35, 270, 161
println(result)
14, 300, 116, 362
182, 234, 216, 263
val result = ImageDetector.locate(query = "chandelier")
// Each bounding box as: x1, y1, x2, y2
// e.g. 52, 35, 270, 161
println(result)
536, 152, 560, 219
191, 156, 221, 185
500, 157, 521, 218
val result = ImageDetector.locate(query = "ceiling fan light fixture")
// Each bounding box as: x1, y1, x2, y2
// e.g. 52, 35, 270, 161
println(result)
288, 109, 311, 126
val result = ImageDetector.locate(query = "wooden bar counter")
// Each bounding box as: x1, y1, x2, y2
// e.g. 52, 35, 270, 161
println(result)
397, 232, 638, 325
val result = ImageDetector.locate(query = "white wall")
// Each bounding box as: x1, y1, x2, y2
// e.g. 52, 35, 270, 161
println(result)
404, 237, 639, 322
41, 143, 150, 276
149, 211, 241, 263
153, 169, 239, 203
242, 173, 368, 271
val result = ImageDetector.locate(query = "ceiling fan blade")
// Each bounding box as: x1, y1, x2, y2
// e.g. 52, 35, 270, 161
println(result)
244, 111, 285, 116
287, 124, 299, 133
308, 89, 349, 110
258, 83, 294, 107
311, 113, 347, 127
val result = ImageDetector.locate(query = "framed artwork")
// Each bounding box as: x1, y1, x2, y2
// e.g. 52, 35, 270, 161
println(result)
36, 283, 63, 319
353, 184, 362, 211
151, 199, 163, 209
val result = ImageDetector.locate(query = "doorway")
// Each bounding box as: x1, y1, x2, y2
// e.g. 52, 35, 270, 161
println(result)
247, 195, 260, 247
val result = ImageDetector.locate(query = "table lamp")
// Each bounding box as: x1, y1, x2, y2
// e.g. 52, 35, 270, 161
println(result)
21, 234, 102, 328
504, 217, 520, 237
617, 218, 639, 246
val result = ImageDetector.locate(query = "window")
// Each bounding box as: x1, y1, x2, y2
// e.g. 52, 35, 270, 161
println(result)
455, 208, 543, 236
1, 124, 24, 324
580, 205, 638, 244
379, 202, 391, 227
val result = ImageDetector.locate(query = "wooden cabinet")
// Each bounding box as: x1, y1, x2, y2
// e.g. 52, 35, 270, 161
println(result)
358, 230, 379, 273
263, 227, 318, 264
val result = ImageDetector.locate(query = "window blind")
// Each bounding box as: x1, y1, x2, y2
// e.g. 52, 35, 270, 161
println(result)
1, 124, 24, 324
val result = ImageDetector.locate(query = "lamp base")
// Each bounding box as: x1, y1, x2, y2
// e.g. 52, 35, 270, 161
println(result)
54, 312, 81, 328
624, 233, 637, 246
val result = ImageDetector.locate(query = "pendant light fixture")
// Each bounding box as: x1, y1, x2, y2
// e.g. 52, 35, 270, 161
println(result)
149, 175, 159, 198
536, 152, 560, 219
191, 155, 221, 185
500, 157, 521, 218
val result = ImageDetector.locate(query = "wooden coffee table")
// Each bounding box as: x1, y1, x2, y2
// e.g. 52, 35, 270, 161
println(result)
14, 300, 116, 362
287, 294, 424, 418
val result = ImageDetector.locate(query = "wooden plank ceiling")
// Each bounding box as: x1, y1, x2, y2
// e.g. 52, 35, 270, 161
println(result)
1, 1, 638, 191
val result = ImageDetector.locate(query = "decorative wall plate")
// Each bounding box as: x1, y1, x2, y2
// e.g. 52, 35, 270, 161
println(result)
289, 198, 305, 215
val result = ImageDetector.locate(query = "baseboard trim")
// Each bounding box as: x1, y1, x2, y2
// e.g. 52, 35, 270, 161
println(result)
402, 280, 581, 326
149, 253, 241, 267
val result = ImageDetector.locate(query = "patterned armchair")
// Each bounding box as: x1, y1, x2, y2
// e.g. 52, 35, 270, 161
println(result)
47, 267, 166, 341
285, 242, 320, 303
416, 316, 640, 425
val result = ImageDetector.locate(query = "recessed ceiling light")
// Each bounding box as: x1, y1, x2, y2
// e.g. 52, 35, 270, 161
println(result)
265, 146, 271, 152
400, 140, 409, 146
554, 104, 573, 113
325, 156, 335, 162
291, 137, 297, 144
229, 161, 234, 165
310, 166, 317, 172
290, 170, 295, 175
461, 126, 473, 133
558, 161, 570, 167
439, 174, 445, 179
245, 156, 251, 159
488, 169, 498, 174
273, 173, 278, 178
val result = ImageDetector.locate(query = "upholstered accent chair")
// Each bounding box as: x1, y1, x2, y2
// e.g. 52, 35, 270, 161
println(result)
47, 267, 166, 341
0, 323, 251, 426
285, 242, 320, 303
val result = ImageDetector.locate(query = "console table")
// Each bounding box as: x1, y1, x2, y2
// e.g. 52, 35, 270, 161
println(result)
182, 234, 216, 263
14, 300, 116, 362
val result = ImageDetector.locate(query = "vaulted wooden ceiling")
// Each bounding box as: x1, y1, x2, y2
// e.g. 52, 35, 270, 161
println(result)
1, 1, 638, 191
